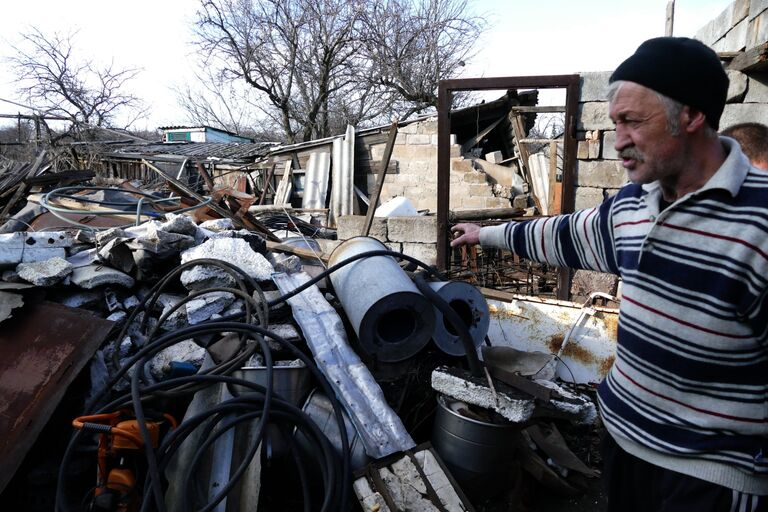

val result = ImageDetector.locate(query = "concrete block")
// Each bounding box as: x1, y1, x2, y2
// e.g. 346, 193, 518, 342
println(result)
336, 215, 387, 241
399, 123, 418, 134
406, 134, 431, 145
461, 196, 487, 208
602, 131, 619, 160
486, 197, 511, 208
726, 70, 749, 102
71, 264, 135, 289
484, 150, 504, 164
747, 10, 768, 47
712, 2, 736, 40
186, 291, 236, 325
735, 0, 750, 21
16, 257, 73, 286
462, 171, 488, 184
380, 183, 405, 198
405, 160, 429, 173
401, 242, 437, 266
578, 71, 612, 102
451, 158, 474, 173
419, 120, 438, 135
469, 184, 492, 196
577, 141, 590, 160
745, 72, 768, 103
750, 0, 768, 20
513, 194, 530, 209
720, 103, 768, 128
575, 187, 606, 210
450, 144, 461, 157
723, 17, 749, 51
577, 102, 613, 131
387, 216, 437, 243
577, 160, 627, 188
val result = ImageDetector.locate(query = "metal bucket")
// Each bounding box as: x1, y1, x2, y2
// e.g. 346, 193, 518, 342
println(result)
432, 394, 518, 497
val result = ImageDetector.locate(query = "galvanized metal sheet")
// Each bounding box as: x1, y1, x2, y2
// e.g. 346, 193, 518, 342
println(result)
0, 302, 114, 493
484, 292, 618, 384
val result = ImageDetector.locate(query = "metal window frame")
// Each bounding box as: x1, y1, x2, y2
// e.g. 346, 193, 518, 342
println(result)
436, 74, 581, 300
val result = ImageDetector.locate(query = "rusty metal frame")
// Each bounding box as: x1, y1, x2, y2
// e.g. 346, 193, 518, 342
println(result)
437, 74, 580, 300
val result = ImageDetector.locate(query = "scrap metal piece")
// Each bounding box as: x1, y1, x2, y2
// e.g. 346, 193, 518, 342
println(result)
273, 270, 415, 459
302, 151, 331, 210
0, 302, 114, 493
428, 281, 489, 356
328, 237, 435, 362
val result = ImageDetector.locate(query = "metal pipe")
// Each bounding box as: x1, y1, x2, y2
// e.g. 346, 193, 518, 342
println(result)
427, 281, 490, 357
328, 237, 435, 362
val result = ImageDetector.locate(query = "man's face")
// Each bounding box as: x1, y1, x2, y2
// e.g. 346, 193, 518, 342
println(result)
609, 82, 687, 185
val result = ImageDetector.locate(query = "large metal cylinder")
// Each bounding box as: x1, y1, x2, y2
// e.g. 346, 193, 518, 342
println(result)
428, 281, 490, 356
328, 237, 435, 362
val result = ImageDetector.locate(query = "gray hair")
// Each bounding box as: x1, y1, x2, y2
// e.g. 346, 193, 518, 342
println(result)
607, 80, 716, 137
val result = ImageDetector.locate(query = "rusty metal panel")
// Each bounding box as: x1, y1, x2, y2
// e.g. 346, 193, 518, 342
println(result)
0, 302, 113, 493
482, 289, 618, 384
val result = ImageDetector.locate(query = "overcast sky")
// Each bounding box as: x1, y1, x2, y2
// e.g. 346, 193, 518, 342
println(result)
0, 0, 730, 131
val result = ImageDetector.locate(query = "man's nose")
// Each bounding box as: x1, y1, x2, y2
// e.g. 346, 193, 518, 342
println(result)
614, 125, 631, 152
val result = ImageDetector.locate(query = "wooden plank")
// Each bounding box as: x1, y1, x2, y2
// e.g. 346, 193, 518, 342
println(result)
265, 240, 328, 263
510, 106, 566, 113
726, 42, 768, 73
665, 0, 675, 37
363, 122, 398, 237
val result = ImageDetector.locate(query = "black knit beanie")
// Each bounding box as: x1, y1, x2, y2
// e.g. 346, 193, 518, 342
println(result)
610, 37, 729, 130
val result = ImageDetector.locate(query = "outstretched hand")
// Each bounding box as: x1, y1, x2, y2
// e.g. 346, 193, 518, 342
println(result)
450, 223, 481, 248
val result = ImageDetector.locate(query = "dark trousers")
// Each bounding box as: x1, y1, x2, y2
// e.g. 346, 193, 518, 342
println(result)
602, 434, 767, 512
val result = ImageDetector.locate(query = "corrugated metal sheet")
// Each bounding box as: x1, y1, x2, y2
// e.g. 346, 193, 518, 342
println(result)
329, 125, 355, 227
108, 142, 277, 162
302, 151, 331, 209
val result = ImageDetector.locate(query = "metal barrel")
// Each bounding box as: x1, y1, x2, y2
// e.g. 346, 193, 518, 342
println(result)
428, 281, 490, 356
328, 237, 435, 362
432, 394, 518, 497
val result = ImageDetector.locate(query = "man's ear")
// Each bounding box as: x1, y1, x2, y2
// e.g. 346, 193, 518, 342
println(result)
682, 106, 707, 133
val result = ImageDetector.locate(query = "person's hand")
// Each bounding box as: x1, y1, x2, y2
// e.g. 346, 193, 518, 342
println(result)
450, 223, 481, 247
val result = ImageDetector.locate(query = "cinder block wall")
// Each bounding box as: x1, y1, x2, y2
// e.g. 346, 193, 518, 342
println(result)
330, 215, 439, 266
364, 119, 510, 213
576, 0, 768, 211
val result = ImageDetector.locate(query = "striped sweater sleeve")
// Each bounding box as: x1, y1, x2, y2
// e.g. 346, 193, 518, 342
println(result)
479, 196, 620, 275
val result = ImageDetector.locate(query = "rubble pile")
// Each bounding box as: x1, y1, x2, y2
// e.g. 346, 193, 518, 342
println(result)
0, 160, 610, 512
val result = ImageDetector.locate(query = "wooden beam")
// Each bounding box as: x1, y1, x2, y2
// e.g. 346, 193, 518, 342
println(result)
363, 121, 398, 237
665, 1, 675, 37
726, 42, 768, 73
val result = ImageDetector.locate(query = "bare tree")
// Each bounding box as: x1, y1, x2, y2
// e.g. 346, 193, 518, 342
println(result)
7, 28, 146, 141
195, 0, 364, 143
191, 0, 482, 142
359, 0, 484, 119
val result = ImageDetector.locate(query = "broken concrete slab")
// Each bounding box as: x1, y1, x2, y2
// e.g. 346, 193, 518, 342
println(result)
0, 232, 75, 268
431, 366, 597, 425
57, 291, 102, 309
16, 257, 73, 286
180, 238, 274, 291
160, 213, 199, 236
199, 218, 236, 232
71, 264, 135, 289
0, 291, 24, 324
186, 291, 236, 325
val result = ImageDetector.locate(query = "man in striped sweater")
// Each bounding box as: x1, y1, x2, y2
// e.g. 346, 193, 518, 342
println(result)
452, 37, 768, 511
